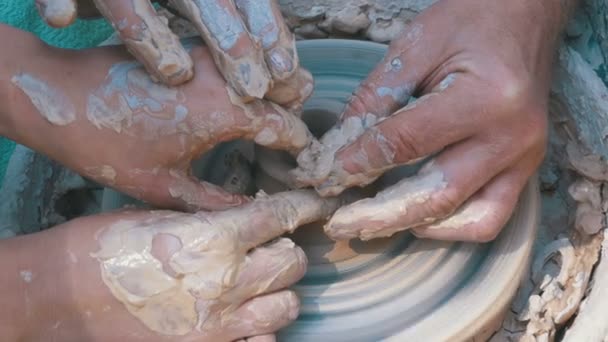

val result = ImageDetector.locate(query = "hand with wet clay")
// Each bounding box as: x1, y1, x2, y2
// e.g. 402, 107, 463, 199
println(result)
35, 0, 312, 110
292, 0, 579, 242
0, 190, 340, 341
0, 24, 312, 211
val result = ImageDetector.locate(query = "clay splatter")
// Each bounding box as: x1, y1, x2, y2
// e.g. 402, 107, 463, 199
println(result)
11, 73, 76, 126
20, 270, 33, 283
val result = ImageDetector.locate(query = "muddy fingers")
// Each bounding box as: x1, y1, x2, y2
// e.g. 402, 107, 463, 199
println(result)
93, 0, 194, 85
170, 0, 271, 99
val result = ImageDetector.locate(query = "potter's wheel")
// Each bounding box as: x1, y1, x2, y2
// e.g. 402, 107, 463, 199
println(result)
101, 40, 539, 341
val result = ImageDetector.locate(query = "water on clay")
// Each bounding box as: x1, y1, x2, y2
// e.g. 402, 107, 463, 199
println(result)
101, 40, 539, 341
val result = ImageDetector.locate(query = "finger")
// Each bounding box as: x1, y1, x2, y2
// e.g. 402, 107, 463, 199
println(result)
324, 133, 531, 241
293, 79, 478, 195
265, 67, 314, 113
227, 290, 300, 340
120, 167, 248, 211
234, 336, 276, 342
211, 90, 314, 154
244, 99, 313, 154
36, 0, 77, 27
206, 190, 342, 250
246, 335, 276, 342
228, 238, 307, 301
93, 0, 193, 85
411, 160, 534, 242
171, 0, 271, 99
235, 0, 297, 82
339, 22, 437, 121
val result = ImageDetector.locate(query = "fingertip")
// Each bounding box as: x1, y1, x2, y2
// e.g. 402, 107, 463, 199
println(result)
155, 48, 195, 86
36, 0, 76, 28
235, 290, 301, 334
266, 67, 314, 112
251, 101, 313, 153
266, 46, 297, 81
101, 0, 194, 86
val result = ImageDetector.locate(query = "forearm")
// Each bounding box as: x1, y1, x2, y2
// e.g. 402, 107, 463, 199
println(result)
0, 221, 92, 340
0, 212, 164, 341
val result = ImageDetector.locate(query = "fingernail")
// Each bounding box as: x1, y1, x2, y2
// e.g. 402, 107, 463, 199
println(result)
267, 47, 295, 80
37, 0, 76, 27
284, 292, 300, 321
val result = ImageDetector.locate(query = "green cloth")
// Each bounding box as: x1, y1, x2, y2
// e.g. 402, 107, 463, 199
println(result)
0, 1, 113, 187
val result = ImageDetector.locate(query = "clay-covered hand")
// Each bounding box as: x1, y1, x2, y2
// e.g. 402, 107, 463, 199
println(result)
4, 190, 340, 341
35, 0, 312, 110
9, 41, 313, 212
291, 0, 568, 242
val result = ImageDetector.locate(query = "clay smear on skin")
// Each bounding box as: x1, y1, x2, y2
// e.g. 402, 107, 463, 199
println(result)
84, 165, 117, 185
86, 61, 188, 138
225, 86, 311, 149
91, 191, 326, 336
91, 213, 243, 335
426, 198, 490, 230
93, 0, 192, 84
384, 57, 403, 73
173, 0, 270, 98
438, 73, 456, 91
376, 85, 412, 106
11, 73, 76, 126
234, 0, 296, 79
20, 270, 33, 283
326, 163, 448, 240
295, 113, 379, 183
235, 0, 278, 49
190, 0, 245, 51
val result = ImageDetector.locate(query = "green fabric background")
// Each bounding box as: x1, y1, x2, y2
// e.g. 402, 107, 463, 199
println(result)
0, 1, 113, 187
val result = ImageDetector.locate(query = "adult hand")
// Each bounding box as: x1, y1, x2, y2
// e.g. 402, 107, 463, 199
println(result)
3, 190, 339, 341
35, 0, 311, 111
292, 0, 569, 242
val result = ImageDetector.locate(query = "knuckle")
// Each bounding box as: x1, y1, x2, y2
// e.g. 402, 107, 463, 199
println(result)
506, 106, 548, 155
471, 220, 503, 243
382, 123, 424, 163
487, 66, 530, 109
428, 188, 463, 219
343, 82, 383, 118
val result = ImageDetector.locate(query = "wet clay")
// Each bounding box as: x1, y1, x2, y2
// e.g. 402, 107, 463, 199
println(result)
292, 113, 379, 191
92, 212, 244, 335
86, 61, 188, 138
11, 73, 76, 126
425, 196, 488, 230
170, 0, 271, 99
84, 165, 117, 185
93, 0, 194, 85
225, 86, 312, 153
237, 0, 308, 107
36, 0, 76, 27
91, 190, 341, 336
325, 162, 447, 240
